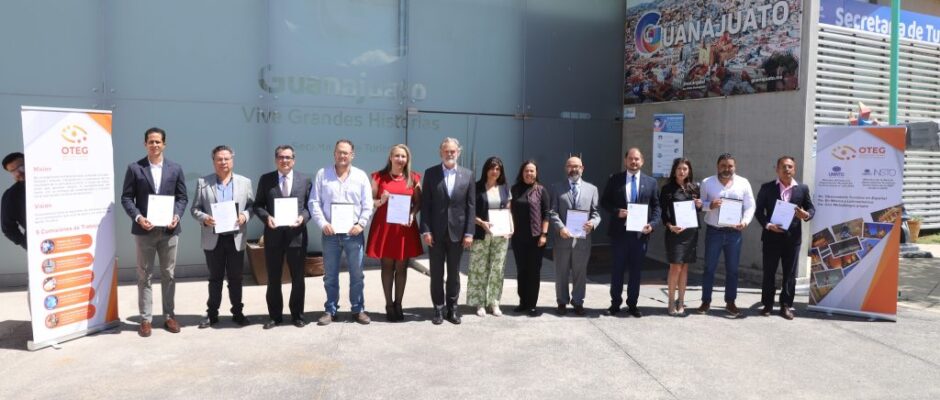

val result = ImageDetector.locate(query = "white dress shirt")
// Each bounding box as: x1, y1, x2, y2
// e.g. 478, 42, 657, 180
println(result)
150, 161, 163, 193
701, 174, 755, 227
442, 164, 457, 197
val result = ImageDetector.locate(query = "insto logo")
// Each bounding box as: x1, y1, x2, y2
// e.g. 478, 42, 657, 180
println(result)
60, 125, 89, 155
831, 145, 857, 160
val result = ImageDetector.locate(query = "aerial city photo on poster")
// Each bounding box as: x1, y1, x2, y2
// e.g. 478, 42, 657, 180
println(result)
624, 0, 802, 104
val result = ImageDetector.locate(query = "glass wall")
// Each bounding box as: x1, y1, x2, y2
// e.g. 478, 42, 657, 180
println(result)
0, 0, 624, 282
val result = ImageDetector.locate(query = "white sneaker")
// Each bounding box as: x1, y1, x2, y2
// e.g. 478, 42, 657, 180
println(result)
476, 307, 485, 317
491, 305, 502, 317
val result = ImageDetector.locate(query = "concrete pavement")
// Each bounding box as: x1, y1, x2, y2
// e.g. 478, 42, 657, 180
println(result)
0, 248, 938, 399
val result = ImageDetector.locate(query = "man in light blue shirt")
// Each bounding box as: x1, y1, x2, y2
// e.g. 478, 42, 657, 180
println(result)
309, 139, 374, 325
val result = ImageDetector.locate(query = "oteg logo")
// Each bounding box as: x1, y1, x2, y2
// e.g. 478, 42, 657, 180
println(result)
857, 146, 887, 158
831, 145, 857, 160
634, 12, 662, 56
60, 124, 89, 156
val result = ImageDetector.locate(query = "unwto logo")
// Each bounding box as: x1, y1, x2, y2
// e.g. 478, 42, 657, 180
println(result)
831, 145, 857, 160
828, 166, 845, 177
634, 11, 662, 56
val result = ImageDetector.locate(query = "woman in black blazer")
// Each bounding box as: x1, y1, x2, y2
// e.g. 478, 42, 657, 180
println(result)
467, 157, 512, 317
659, 157, 702, 316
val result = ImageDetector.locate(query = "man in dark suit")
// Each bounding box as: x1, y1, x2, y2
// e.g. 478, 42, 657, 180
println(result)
254, 145, 312, 329
601, 148, 661, 317
2, 152, 26, 250
755, 156, 814, 320
420, 137, 475, 325
120, 127, 188, 337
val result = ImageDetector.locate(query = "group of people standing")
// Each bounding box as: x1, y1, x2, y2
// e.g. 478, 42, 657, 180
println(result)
1, 129, 816, 338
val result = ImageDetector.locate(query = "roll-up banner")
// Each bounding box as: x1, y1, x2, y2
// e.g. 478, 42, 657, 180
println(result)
21, 106, 119, 350
809, 126, 905, 321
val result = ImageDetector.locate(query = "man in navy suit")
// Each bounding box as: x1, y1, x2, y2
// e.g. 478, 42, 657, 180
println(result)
755, 156, 814, 320
120, 127, 188, 337
254, 145, 313, 329
420, 137, 475, 325
601, 148, 661, 318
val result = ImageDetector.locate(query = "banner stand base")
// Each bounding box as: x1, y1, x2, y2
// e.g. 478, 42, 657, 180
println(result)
27, 320, 121, 351
808, 305, 897, 322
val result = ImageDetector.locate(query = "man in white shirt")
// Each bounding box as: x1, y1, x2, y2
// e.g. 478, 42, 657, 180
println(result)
309, 139, 374, 326
698, 153, 755, 317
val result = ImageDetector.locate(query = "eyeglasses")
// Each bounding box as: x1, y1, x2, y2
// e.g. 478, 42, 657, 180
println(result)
276, 156, 295, 161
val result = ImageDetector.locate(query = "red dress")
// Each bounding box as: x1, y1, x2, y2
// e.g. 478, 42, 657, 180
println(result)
366, 171, 424, 261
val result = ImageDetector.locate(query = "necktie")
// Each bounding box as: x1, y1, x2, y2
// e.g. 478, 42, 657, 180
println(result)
280, 175, 289, 196
631, 175, 638, 203
571, 183, 579, 204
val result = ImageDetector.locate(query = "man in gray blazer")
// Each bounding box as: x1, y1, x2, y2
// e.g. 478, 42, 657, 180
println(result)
190, 145, 254, 328
120, 127, 188, 337
549, 156, 601, 316
420, 137, 475, 325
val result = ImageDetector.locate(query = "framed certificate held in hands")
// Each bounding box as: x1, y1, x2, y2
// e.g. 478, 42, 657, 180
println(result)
147, 195, 175, 227
211, 200, 239, 234
274, 197, 298, 227
386, 194, 411, 225
770, 199, 796, 229
717, 197, 744, 227
625, 203, 648, 232
673, 200, 699, 229
330, 203, 356, 234
565, 209, 589, 238
488, 209, 513, 236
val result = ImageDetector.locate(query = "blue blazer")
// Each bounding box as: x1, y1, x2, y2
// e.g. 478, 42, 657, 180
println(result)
600, 171, 662, 239
120, 157, 189, 236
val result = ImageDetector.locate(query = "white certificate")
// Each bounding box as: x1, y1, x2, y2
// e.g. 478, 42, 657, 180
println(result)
147, 195, 175, 227
717, 198, 744, 227
770, 199, 796, 229
565, 209, 589, 239
386, 194, 411, 225
488, 209, 513, 236
330, 203, 356, 234
625, 203, 649, 232
211, 200, 239, 234
673, 200, 699, 229
274, 197, 298, 227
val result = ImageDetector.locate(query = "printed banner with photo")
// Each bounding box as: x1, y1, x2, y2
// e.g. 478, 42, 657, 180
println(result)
623, 0, 802, 104
21, 106, 119, 350
652, 113, 684, 177
809, 126, 905, 321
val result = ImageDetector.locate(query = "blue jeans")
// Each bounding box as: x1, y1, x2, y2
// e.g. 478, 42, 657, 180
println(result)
702, 226, 742, 303
322, 233, 365, 314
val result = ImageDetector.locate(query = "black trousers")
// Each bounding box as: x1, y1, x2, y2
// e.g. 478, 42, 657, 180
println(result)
761, 239, 800, 308
264, 244, 306, 322
611, 234, 648, 308
512, 234, 544, 309
429, 239, 463, 309
203, 235, 244, 317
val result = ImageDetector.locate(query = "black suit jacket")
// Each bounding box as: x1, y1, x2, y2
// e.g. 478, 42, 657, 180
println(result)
755, 180, 815, 244
253, 170, 312, 248
473, 182, 510, 240
120, 157, 188, 236
601, 171, 662, 239
420, 164, 475, 243
1, 181, 26, 249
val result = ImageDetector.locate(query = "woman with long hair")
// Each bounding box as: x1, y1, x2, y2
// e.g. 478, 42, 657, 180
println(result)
510, 160, 550, 316
467, 156, 512, 317
366, 144, 423, 322
659, 157, 702, 315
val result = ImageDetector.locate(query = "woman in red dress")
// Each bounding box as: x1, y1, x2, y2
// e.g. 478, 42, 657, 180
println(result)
367, 144, 423, 322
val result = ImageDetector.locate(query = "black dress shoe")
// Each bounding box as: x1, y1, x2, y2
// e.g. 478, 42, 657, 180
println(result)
760, 306, 772, 316
232, 314, 251, 326
432, 308, 444, 325
263, 320, 280, 330
292, 318, 307, 328
556, 304, 567, 315
573, 304, 585, 316
779, 307, 795, 320
386, 304, 399, 322
604, 306, 621, 316
394, 302, 404, 321
628, 307, 643, 318
527, 308, 542, 317
198, 316, 219, 329
446, 308, 462, 325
